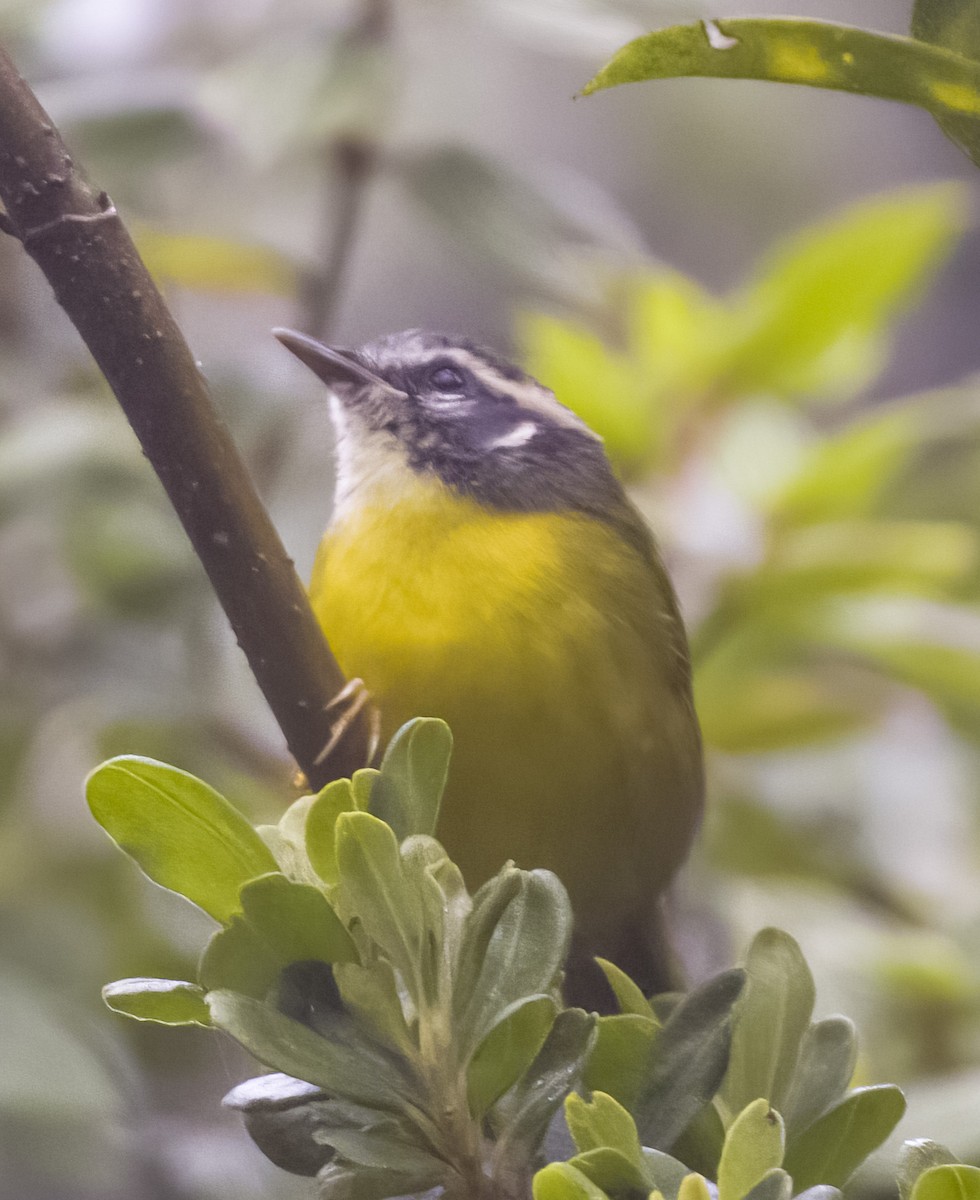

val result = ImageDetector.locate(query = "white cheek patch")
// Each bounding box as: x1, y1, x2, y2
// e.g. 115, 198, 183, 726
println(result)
487, 420, 538, 450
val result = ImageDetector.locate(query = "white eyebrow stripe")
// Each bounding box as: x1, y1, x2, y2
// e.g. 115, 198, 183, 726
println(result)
448, 349, 601, 440
487, 420, 538, 450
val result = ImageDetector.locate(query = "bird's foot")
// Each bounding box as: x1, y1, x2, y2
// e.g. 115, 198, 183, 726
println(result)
314, 677, 381, 768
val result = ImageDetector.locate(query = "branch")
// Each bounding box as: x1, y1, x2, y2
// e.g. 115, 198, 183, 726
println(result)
0, 43, 370, 787
297, 0, 392, 338
299, 135, 378, 338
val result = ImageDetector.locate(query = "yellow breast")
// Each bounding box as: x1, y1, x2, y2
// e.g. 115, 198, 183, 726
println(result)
309, 476, 702, 935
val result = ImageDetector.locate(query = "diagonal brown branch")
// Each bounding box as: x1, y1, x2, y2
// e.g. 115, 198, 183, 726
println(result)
0, 43, 369, 788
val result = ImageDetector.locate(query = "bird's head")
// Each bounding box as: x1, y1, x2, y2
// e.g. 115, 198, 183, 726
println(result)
274, 327, 618, 518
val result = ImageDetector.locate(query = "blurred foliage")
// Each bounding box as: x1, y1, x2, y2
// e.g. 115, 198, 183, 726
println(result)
2, 0, 980, 1198
87, 726, 913, 1200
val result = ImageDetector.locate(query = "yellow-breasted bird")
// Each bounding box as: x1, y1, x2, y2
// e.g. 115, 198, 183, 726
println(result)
276, 327, 704, 1004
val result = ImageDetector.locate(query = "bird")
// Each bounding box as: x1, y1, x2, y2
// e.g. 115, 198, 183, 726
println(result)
275, 326, 704, 1006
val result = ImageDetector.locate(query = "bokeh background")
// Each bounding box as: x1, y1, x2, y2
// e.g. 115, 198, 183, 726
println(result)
2, 1, 980, 1197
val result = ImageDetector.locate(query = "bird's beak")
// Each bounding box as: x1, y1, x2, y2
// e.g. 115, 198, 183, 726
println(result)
273, 328, 401, 397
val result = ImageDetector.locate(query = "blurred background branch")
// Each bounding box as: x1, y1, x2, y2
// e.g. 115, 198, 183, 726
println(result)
297, 0, 392, 339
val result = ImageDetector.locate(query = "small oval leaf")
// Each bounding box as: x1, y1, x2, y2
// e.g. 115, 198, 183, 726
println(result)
87, 757, 277, 923
467, 994, 557, 1118
783, 1085, 907, 1190
103, 978, 210, 1025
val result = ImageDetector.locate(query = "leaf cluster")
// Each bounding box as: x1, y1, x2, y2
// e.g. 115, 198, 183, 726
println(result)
89, 726, 923, 1200
89, 719, 592, 1199
537, 928, 905, 1200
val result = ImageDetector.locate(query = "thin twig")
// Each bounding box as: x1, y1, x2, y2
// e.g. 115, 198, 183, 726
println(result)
300, 135, 378, 338
0, 42, 370, 786
298, 0, 391, 338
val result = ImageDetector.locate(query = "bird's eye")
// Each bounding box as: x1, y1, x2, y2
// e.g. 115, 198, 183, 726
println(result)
429, 365, 466, 394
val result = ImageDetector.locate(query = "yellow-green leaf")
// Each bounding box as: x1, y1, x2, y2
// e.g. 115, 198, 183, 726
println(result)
583, 19, 980, 171
135, 225, 297, 295
87, 757, 277, 923
718, 1100, 785, 1200
102, 978, 210, 1026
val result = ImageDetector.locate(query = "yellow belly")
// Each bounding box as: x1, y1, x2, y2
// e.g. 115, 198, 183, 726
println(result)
310, 479, 702, 940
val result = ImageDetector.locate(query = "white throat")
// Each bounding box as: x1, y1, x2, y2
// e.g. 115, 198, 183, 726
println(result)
328, 397, 417, 525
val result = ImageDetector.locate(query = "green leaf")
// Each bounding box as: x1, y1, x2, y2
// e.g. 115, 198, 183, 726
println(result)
258, 794, 322, 886
912, 1166, 980, 1200
718, 1100, 785, 1200
582, 18, 980, 169
695, 653, 875, 755
309, 1101, 443, 1175
206, 989, 413, 1109
241, 873, 357, 966
722, 185, 966, 403
719, 929, 815, 1122
199, 873, 356, 998
781, 1017, 857, 1135
566, 1090, 644, 1165
671, 1103, 727, 1179
639, 1148, 694, 1198
635, 968, 746, 1150
913, 0, 980, 164
533, 1162, 611, 1200
678, 1175, 715, 1200
596, 957, 657, 1018
334, 811, 425, 986
734, 520, 977, 604
369, 718, 452, 841
199, 917, 280, 998
333, 960, 414, 1057
492, 1008, 597, 1166
582, 1013, 659, 1108
913, 0, 980, 54
453, 868, 523, 1020
102, 978, 210, 1026
774, 408, 917, 526
455, 869, 571, 1052
351, 768, 379, 811
846, 640, 980, 737
317, 1158, 446, 1200
782, 1085, 907, 1190
899, 1141, 961, 1200
568, 1147, 649, 1194
86, 757, 277, 923
743, 1170, 793, 1200
398, 835, 458, 1002
306, 778, 358, 888
467, 995, 557, 1118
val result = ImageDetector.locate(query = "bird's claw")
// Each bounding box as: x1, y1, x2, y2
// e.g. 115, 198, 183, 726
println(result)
314, 677, 381, 768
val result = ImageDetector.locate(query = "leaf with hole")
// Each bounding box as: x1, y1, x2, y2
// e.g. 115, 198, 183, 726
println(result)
718, 1100, 785, 1200
583, 18, 980, 170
